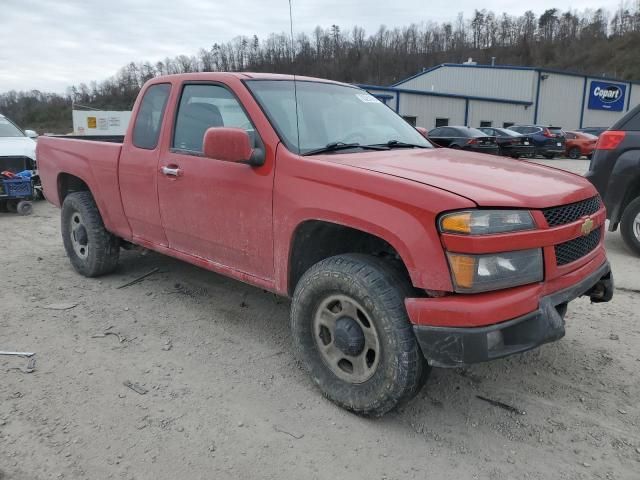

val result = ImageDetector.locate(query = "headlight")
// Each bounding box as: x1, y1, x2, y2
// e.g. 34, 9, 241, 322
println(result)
439, 210, 535, 235
447, 249, 543, 293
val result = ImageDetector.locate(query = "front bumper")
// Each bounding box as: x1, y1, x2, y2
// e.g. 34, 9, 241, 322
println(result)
412, 261, 613, 367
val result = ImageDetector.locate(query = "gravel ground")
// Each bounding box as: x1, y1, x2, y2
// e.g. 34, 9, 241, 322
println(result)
1, 159, 639, 480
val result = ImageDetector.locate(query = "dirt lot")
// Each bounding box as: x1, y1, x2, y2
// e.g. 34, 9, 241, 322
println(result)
1, 159, 639, 480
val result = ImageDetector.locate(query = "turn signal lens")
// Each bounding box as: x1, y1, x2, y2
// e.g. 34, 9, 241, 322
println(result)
447, 254, 476, 289
440, 212, 472, 234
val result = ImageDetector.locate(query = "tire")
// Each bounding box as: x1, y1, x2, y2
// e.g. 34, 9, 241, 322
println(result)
568, 147, 581, 160
6, 200, 18, 213
291, 254, 429, 416
620, 197, 640, 256
61, 191, 120, 277
16, 200, 33, 216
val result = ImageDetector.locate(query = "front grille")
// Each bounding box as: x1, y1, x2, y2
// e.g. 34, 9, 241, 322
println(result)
555, 227, 601, 266
542, 196, 601, 227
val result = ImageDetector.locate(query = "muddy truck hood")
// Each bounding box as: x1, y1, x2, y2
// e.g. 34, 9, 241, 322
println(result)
326, 148, 596, 208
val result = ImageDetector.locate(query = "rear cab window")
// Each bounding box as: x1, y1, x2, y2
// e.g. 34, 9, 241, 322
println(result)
132, 83, 171, 149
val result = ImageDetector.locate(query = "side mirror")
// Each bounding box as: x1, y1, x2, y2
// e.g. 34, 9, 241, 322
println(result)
25, 129, 38, 139
202, 127, 264, 166
415, 127, 428, 138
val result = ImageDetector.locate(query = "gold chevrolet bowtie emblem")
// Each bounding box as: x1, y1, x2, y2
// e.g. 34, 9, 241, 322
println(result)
581, 218, 594, 236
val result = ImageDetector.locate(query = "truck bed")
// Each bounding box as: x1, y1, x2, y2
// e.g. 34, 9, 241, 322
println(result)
36, 135, 130, 239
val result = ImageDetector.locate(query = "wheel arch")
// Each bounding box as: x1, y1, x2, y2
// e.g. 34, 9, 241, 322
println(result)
286, 219, 414, 297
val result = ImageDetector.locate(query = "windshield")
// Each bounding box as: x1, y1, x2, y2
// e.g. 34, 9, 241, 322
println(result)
0, 116, 25, 137
245, 80, 431, 154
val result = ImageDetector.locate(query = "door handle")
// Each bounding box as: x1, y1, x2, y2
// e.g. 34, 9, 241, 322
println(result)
161, 166, 183, 177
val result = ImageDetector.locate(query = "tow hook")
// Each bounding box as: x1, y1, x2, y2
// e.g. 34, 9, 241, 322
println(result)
587, 272, 614, 303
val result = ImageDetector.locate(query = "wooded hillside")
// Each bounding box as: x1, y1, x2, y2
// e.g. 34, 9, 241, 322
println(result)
2, 6, 639, 133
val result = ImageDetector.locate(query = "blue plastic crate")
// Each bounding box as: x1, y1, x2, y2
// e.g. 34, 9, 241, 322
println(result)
1, 178, 32, 199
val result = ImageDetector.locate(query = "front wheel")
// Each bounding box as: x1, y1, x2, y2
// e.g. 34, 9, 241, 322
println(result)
291, 254, 429, 416
620, 197, 640, 256
61, 191, 120, 277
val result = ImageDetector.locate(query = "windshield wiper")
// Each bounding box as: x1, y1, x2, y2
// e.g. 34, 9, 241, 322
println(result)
302, 142, 388, 156
377, 140, 429, 149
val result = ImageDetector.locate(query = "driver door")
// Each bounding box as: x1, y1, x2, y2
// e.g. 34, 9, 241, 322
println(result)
157, 82, 274, 281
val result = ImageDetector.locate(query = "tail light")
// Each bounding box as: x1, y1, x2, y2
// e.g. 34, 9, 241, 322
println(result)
467, 138, 479, 145
595, 131, 625, 150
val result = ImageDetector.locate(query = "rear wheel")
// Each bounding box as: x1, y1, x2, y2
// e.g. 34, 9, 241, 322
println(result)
568, 147, 581, 160
291, 254, 429, 416
620, 197, 640, 256
61, 191, 120, 276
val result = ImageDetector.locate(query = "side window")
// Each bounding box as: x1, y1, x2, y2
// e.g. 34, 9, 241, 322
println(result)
132, 83, 171, 150
429, 128, 442, 136
531, 127, 542, 134
173, 84, 256, 153
441, 127, 456, 136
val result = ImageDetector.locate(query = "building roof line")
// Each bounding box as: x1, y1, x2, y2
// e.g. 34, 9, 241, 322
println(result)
356, 84, 533, 106
391, 63, 640, 88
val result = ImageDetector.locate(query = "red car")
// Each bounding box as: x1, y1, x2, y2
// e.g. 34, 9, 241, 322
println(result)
36, 73, 613, 416
565, 130, 598, 159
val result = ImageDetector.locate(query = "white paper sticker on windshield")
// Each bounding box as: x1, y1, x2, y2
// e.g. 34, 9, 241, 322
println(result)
356, 93, 379, 103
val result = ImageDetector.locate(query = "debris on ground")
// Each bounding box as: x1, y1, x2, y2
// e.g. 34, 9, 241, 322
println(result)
273, 425, 304, 439
91, 326, 125, 343
116, 268, 160, 289
1, 351, 36, 373
476, 395, 525, 415
42, 302, 78, 310
0, 351, 35, 357
123, 381, 148, 395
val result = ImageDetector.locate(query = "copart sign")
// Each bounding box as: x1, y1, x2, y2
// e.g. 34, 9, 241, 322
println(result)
588, 81, 626, 112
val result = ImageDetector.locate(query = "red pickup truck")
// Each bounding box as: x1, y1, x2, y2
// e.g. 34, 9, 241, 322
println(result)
37, 73, 613, 416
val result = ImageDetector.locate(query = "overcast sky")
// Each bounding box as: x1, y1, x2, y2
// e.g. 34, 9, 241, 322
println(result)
0, 0, 610, 93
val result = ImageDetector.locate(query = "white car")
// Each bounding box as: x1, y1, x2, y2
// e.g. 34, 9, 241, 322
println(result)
0, 113, 40, 197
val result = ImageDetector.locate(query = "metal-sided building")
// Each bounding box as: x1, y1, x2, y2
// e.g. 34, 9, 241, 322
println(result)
359, 63, 640, 130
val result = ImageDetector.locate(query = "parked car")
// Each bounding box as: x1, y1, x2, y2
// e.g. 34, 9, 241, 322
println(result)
0, 113, 41, 198
477, 127, 534, 158
37, 73, 613, 416
427, 126, 499, 154
508, 125, 566, 159
577, 127, 608, 137
564, 131, 598, 159
586, 104, 640, 255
